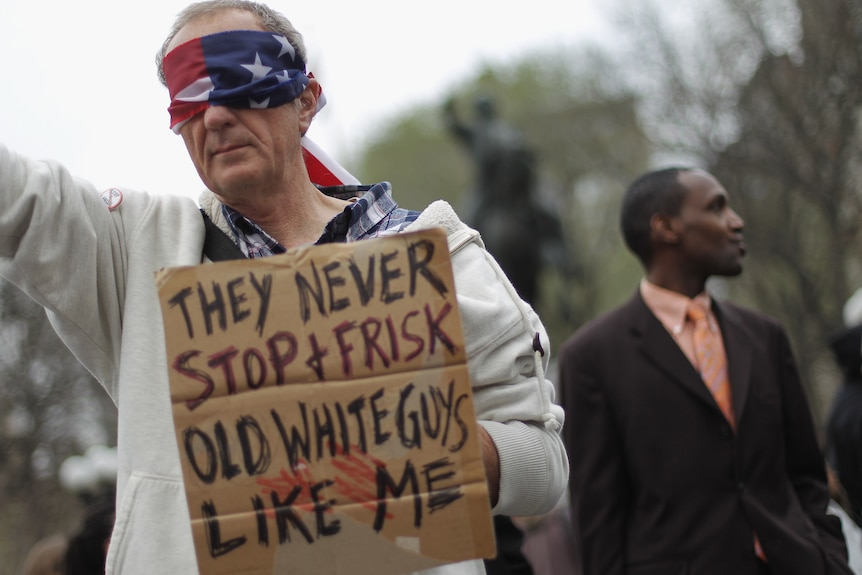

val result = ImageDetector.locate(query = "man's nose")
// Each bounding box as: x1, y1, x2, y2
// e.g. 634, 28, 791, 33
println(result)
202, 105, 237, 129
729, 208, 744, 231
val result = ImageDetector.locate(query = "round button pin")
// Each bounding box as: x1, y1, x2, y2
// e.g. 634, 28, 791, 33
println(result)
101, 188, 123, 211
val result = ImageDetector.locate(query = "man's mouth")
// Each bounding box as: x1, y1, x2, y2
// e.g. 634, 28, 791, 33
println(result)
212, 143, 247, 157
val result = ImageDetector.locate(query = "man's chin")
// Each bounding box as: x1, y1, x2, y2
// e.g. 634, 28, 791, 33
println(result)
207, 172, 262, 200
711, 258, 744, 278
723, 263, 744, 277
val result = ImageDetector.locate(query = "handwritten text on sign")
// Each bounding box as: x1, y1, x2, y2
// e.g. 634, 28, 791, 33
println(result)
156, 228, 494, 575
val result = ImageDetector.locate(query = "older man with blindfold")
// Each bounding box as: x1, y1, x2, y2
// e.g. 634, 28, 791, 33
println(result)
0, 1, 568, 574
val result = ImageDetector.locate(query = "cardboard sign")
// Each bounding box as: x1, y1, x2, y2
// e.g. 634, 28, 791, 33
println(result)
155, 228, 495, 575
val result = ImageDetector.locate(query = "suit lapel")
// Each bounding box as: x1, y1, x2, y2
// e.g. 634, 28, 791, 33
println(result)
628, 292, 718, 410
713, 300, 753, 425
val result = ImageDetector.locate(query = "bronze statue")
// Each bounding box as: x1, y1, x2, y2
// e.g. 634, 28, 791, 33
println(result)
443, 95, 565, 306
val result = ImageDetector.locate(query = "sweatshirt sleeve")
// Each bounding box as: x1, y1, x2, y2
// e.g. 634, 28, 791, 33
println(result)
0, 143, 129, 388
407, 200, 569, 517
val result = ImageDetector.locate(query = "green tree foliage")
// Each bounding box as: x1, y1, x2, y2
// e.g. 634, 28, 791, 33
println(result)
360, 110, 468, 212
356, 45, 654, 351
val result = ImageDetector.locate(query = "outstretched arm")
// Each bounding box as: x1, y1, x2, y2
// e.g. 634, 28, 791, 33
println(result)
442, 98, 474, 145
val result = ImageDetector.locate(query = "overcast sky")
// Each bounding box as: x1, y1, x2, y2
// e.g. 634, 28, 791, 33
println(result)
1, 0, 613, 201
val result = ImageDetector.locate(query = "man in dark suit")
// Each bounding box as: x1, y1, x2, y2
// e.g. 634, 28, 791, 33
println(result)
559, 167, 851, 575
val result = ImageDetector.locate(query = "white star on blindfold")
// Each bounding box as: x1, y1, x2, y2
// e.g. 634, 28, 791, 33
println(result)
241, 53, 272, 80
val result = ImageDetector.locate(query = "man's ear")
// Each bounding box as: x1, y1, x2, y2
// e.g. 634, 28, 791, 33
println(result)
297, 78, 320, 134
650, 213, 681, 245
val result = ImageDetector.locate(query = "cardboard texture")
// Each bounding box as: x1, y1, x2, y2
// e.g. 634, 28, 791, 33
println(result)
155, 228, 495, 575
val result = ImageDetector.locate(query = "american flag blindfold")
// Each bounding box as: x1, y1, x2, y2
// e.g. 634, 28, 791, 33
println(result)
164, 30, 310, 133
163, 29, 358, 187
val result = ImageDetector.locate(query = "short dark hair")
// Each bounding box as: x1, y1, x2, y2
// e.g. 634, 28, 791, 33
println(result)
65, 500, 115, 575
620, 167, 695, 265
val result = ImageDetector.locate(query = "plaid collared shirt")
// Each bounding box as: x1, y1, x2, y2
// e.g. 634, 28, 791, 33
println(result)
222, 182, 420, 258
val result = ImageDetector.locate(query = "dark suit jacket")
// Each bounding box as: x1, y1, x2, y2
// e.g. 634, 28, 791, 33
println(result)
559, 291, 851, 575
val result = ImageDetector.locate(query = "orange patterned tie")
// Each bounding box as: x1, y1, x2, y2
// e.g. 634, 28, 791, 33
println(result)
687, 300, 735, 428
687, 301, 765, 560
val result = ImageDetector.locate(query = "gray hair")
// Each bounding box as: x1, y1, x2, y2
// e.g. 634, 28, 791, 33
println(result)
156, 0, 306, 87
